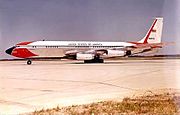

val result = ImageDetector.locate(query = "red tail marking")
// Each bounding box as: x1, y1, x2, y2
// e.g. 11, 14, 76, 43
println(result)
152, 29, 156, 32
143, 19, 157, 44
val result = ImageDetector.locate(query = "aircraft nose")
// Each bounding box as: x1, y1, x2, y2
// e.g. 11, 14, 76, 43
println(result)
5, 46, 15, 55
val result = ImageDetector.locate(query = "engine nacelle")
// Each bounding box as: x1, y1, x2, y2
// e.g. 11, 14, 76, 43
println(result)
107, 50, 126, 57
76, 53, 95, 60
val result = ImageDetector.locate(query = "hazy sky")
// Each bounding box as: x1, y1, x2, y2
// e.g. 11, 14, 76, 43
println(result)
0, 0, 179, 59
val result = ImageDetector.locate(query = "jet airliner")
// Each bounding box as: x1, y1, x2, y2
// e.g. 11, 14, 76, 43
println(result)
6, 18, 164, 64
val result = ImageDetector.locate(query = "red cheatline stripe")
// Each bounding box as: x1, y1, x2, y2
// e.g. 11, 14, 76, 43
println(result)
12, 48, 38, 58
143, 19, 157, 44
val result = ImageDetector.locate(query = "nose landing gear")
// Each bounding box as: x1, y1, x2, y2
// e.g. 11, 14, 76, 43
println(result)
27, 60, 32, 65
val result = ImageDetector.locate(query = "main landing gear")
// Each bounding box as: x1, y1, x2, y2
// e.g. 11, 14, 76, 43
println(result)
27, 60, 32, 65
84, 59, 104, 63
84, 55, 104, 63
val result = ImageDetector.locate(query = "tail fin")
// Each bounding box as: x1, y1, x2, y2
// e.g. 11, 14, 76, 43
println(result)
138, 17, 163, 44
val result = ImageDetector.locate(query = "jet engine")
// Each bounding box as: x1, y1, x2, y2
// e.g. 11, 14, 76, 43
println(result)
76, 53, 95, 60
107, 50, 126, 57
107, 50, 131, 57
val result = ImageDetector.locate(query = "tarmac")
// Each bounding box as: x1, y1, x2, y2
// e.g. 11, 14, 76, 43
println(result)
0, 59, 180, 114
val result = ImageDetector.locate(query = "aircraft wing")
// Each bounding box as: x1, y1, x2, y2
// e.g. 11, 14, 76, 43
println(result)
64, 41, 173, 59
64, 48, 129, 60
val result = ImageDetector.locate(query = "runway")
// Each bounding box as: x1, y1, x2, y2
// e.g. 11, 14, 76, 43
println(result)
0, 59, 180, 114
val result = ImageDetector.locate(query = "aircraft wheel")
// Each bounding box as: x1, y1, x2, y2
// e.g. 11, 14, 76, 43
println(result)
84, 59, 104, 63
27, 60, 32, 65
84, 60, 93, 63
126, 50, 131, 56
97, 59, 104, 63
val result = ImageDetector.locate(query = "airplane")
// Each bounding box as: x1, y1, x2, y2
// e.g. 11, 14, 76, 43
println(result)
6, 17, 164, 65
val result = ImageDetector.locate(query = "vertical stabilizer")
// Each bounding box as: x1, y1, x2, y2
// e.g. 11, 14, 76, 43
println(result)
138, 18, 163, 44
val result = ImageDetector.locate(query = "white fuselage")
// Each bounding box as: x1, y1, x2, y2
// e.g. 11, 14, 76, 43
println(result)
18, 41, 134, 58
